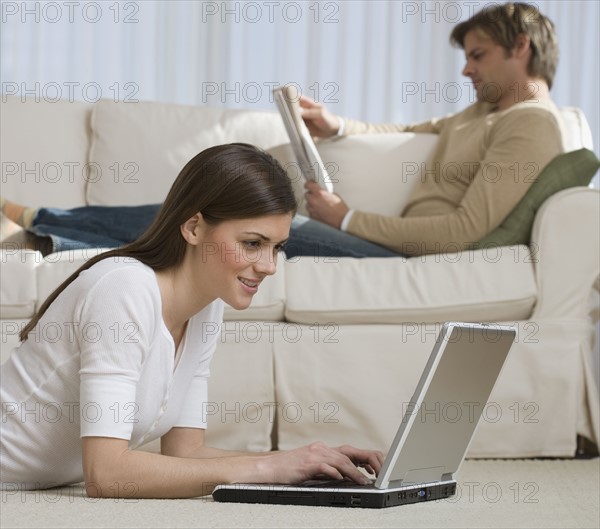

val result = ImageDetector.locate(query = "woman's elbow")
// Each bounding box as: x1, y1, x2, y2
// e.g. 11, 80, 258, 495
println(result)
82, 437, 131, 498
83, 463, 118, 498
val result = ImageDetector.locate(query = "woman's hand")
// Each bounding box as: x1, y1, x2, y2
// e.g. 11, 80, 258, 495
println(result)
298, 96, 342, 138
333, 444, 385, 478
253, 442, 385, 485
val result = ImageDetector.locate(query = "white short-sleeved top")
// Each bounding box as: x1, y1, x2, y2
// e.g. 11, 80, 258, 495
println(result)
1, 257, 224, 489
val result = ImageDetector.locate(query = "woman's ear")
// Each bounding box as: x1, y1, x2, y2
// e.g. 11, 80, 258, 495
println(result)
180, 212, 204, 245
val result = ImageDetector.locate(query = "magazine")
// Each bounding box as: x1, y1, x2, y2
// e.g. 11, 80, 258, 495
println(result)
273, 85, 334, 192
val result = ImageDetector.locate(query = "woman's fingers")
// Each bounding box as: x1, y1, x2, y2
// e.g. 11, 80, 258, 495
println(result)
334, 445, 385, 474
304, 442, 372, 484
261, 442, 383, 485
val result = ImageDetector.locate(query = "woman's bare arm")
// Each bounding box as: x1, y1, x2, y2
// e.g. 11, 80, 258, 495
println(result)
82, 432, 383, 499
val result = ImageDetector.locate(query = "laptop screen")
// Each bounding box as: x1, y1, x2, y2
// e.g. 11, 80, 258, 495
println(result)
376, 322, 516, 488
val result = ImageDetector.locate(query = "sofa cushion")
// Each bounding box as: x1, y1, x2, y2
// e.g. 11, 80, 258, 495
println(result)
0, 96, 92, 208
317, 133, 439, 215
474, 149, 600, 249
283, 247, 537, 324
87, 100, 288, 206
35, 248, 110, 311
33, 249, 285, 321
268, 133, 438, 217
559, 107, 594, 152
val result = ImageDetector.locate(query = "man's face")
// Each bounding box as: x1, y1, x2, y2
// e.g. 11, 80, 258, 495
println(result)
462, 30, 522, 106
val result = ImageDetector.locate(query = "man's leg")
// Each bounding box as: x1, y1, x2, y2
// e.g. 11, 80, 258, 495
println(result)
285, 215, 405, 259
1, 199, 161, 254
29, 204, 161, 253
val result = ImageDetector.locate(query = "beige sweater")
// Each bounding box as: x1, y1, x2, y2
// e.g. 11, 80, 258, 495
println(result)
343, 100, 565, 256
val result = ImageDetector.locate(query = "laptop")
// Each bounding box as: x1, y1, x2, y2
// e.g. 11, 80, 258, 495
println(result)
213, 321, 516, 508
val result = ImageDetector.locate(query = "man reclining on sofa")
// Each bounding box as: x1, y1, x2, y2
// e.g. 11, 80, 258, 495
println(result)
2, 2, 593, 259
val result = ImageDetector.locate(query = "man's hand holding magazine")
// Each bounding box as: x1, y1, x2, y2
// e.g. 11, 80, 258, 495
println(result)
297, 95, 342, 138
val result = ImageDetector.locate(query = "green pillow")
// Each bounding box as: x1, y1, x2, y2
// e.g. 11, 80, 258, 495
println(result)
473, 148, 600, 249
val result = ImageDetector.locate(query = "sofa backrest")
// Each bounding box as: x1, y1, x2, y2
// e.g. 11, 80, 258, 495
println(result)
0, 96, 289, 209
268, 133, 440, 217
85, 99, 289, 206
560, 107, 594, 152
1, 96, 593, 212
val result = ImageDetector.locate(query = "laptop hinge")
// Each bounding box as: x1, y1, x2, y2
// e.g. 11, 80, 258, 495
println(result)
388, 472, 455, 489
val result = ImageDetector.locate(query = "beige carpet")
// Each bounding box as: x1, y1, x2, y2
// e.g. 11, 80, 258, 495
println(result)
2, 459, 598, 529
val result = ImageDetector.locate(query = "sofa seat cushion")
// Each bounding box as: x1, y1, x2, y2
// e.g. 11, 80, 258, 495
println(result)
87, 100, 288, 206
31, 249, 285, 322
283, 246, 537, 324
35, 249, 110, 309
0, 250, 40, 319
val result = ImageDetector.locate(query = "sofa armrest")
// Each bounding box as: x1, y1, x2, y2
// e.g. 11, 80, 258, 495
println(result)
530, 187, 600, 319
268, 133, 438, 217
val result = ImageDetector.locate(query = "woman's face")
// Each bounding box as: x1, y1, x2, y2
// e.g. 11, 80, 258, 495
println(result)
188, 213, 293, 310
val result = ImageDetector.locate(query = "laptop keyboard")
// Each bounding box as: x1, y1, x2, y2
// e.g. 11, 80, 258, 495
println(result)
299, 479, 376, 489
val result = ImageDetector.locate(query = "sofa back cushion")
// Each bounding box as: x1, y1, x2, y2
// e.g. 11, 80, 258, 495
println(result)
0, 96, 92, 208
268, 133, 439, 217
86, 100, 288, 206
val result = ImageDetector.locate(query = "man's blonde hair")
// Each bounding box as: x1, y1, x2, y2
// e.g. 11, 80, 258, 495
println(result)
450, 3, 559, 89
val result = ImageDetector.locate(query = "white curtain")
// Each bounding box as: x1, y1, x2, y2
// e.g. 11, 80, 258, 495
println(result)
2, 0, 599, 176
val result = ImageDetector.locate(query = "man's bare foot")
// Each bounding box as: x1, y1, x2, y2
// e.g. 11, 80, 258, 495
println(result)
1, 213, 53, 255
1, 213, 23, 241
0, 212, 33, 251
0, 197, 37, 228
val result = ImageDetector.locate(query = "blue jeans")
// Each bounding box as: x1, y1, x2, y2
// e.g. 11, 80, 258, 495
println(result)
285, 215, 403, 258
30, 206, 403, 259
29, 205, 161, 253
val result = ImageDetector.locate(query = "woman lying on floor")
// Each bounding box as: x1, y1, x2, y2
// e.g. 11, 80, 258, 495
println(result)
0, 143, 383, 498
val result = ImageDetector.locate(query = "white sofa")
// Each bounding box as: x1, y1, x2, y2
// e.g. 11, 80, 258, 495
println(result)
1, 95, 598, 458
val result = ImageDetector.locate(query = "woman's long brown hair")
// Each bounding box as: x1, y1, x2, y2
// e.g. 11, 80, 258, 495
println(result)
20, 143, 297, 342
